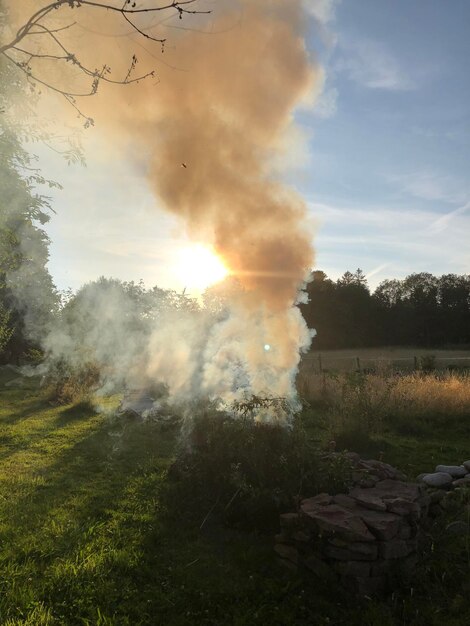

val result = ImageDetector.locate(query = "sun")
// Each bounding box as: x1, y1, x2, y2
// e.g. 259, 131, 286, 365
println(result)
175, 244, 229, 291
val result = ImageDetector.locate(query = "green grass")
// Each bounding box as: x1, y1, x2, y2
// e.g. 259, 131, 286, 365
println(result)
0, 369, 469, 625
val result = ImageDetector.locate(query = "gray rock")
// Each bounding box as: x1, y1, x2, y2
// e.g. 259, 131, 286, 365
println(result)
373, 479, 421, 502
360, 459, 406, 481
417, 473, 428, 482
379, 539, 416, 560
301, 493, 332, 508
357, 509, 402, 541
333, 494, 356, 508
463, 460, 470, 472
323, 542, 378, 561
332, 489, 404, 541
279, 513, 300, 529
435, 465, 467, 478
398, 523, 413, 540
302, 554, 337, 582
385, 497, 421, 519
422, 472, 453, 488
344, 451, 361, 465
445, 521, 468, 536
300, 503, 376, 543
274, 543, 299, 564
292, 530, 311, 543
452, 476, 470, 488
349, 487, 387, 512
429, 489, 445, 503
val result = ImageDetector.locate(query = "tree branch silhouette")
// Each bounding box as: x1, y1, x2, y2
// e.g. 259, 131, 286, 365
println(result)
1, 0, 211, 125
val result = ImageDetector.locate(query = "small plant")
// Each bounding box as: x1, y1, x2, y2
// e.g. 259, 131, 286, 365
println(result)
23, 348, 44, 365
231, 395, 296, 423
419, 354, 436, 372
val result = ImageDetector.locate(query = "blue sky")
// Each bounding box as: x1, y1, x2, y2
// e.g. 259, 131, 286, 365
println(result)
41, 0, 470, 293
301, 0, 470, 282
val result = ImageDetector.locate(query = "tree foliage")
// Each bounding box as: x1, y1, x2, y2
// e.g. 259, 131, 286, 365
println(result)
301, 270, 470, 349
0, 55, 59, 363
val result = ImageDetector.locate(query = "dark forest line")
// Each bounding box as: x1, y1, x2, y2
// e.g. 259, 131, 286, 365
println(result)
300, 270, 470, 350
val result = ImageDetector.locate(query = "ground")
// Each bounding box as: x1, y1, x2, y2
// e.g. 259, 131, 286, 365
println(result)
0, 366, 469, 625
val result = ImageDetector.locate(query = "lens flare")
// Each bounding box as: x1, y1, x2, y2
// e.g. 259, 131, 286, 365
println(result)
175, 244, 229, 291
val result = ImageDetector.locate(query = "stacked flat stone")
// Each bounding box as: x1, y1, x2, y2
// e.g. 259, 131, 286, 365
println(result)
274, 458, 430, 596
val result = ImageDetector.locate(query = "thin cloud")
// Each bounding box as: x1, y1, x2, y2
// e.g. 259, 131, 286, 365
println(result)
365, 263, 391, 281
389, 171, 469, 205
309, 200, 470, 279
427, 200, 470, 234
336, 39, 413, 91
304, 0, 340, 25
312, 85, 338, 118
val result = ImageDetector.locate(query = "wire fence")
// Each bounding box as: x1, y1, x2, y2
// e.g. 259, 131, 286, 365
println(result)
301, 354, 470, 374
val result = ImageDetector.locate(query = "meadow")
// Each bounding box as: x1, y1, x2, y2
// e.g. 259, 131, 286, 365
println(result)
0, 365, 469, 625
302, 347, 470, 373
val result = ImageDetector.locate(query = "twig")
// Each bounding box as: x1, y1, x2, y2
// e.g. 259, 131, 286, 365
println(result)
199, 496, 220, 530
224, 487, 241, 511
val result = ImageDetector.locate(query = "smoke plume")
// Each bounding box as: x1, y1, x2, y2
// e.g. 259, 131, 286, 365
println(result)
6, 1, 323, 417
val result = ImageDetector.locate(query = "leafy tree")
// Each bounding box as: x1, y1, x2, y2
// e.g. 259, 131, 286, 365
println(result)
400, 273, 439, 346
0, 55, 59, 363
437, 274, 470, 345
301, 271, 338, 349
301, 270, 470, 349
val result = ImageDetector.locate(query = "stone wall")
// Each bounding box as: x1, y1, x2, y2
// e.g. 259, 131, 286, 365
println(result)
275, 456, 431, 596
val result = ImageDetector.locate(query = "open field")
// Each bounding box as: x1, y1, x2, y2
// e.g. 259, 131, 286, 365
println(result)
302, 347, 470, 372
0, 367, 469, 625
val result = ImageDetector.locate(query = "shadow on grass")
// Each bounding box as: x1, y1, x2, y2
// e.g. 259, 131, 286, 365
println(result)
0, 398, 50, 425
55, 399, 97, 426
1, 413, 178, 559
334, 428, 394, 459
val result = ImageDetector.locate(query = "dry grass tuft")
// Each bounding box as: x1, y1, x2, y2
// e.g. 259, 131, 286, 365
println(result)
297, 369, 470, 437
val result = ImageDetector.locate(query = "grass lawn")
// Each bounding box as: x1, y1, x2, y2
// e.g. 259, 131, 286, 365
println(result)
0, 368, 469, 625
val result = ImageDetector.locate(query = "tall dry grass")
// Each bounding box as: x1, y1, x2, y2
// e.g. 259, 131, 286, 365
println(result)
297, 369, 470, 437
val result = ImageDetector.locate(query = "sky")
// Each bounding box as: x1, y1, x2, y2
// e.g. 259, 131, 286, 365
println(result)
38, 0, 470, 294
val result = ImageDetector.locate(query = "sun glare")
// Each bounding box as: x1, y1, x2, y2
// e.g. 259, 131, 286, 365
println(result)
176, 244, 229, 291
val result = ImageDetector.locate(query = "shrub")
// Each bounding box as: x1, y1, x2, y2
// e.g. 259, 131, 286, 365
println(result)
419, 354, 436, 372
45, 359, 101, 405
165, 405, 354, 531
167, 413, 309, 530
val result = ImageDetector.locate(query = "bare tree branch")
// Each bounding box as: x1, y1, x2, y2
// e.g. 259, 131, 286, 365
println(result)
1, 1, 212, 125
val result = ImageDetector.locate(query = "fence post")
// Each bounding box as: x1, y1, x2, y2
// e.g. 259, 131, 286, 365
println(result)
356, 357, 361, 371
318, 354, 323, 373
414, 356, 418, 370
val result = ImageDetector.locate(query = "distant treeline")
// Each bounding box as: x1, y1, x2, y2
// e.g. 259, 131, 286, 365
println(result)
300, 270, 470, 349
